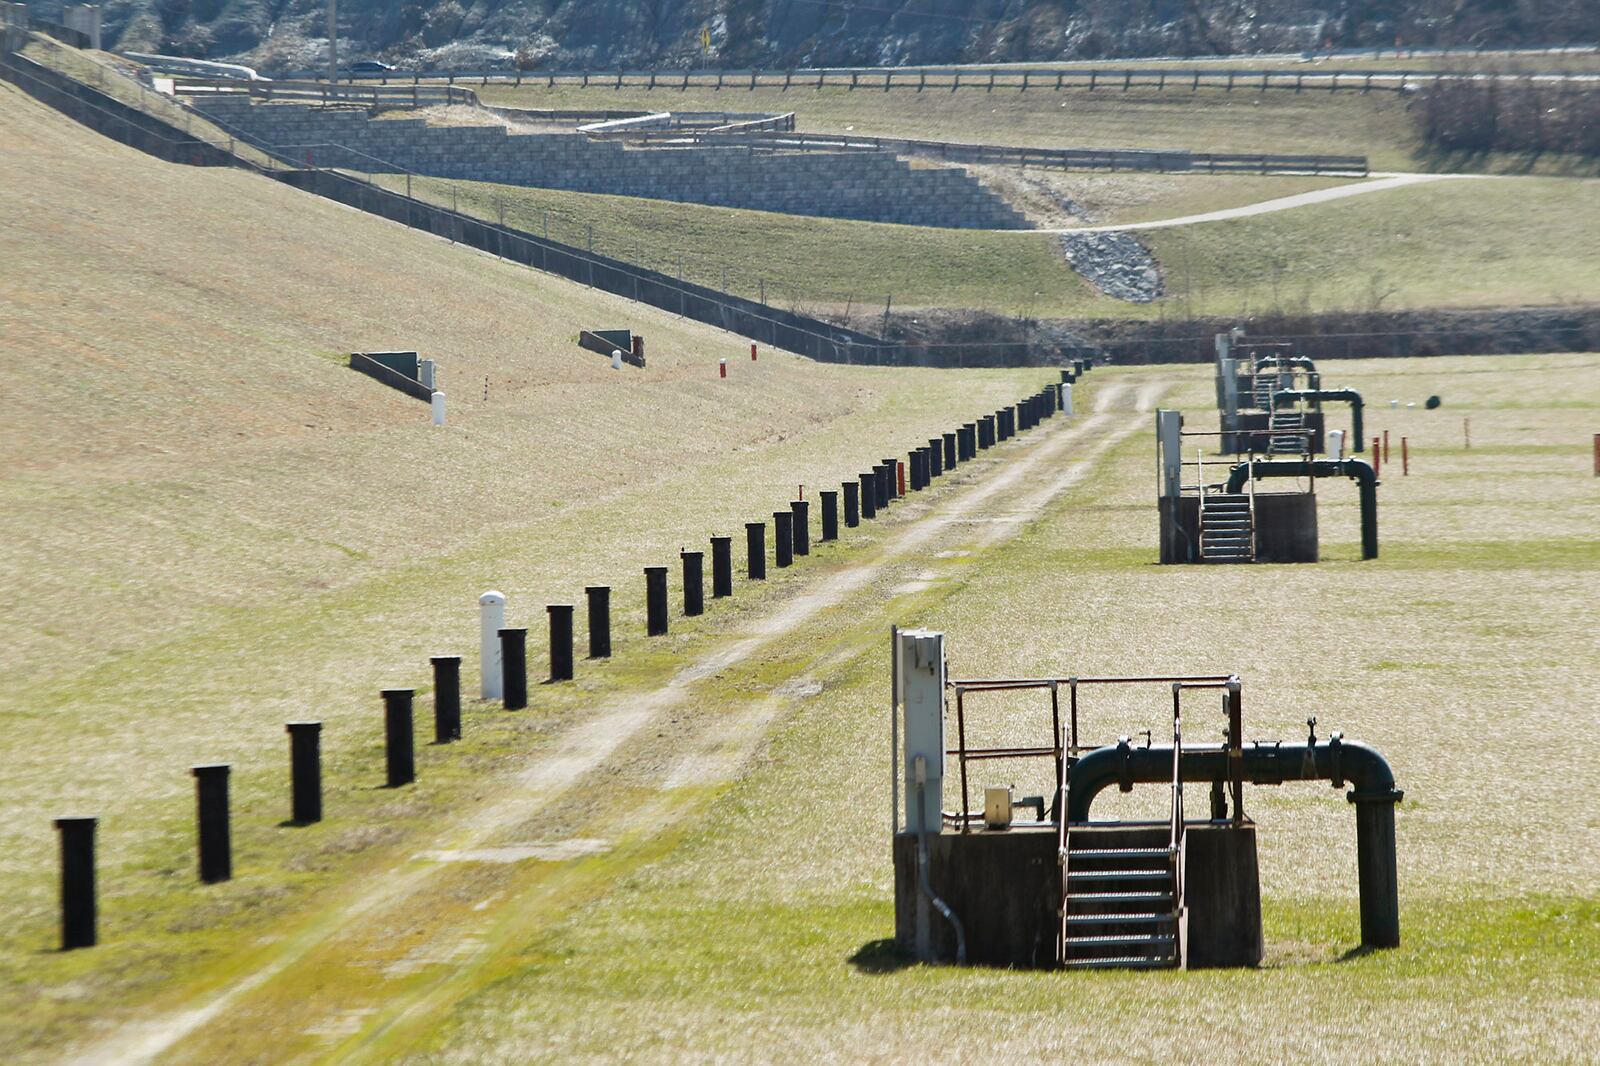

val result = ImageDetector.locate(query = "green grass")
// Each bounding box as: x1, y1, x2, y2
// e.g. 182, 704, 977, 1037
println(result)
391, 353, 1600, 1060
0, 78, 1054, 1056
380, 171, 1599, 318
485, 81, 1425, 168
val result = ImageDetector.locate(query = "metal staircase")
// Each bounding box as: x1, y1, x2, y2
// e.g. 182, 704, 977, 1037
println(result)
1059, 826, 1179, 968
1267, 406, 1309, 455
1250, 371, 1280, 410
1198, 492, 1254, 562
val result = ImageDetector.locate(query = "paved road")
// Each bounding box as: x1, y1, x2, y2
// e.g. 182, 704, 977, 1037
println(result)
1027, 173, 1490, 235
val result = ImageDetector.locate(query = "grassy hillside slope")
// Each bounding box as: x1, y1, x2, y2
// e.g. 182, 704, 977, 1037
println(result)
383, 171, 1597, 319
0, 82, 1049, 1052
486, 83, 1420, 168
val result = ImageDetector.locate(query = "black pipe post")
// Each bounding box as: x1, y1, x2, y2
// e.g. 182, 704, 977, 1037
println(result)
843, 480, 860, 527
286, 721, 322, 823
791, 500, 810, 556
819, 490, 839, 541
928, 438, 944, 477
681, 550, 704, 615
961, 423, 975, 459
192, 763, 232, 883
745, 521, 767, 579
876, 461, 892, 507
1354, 792, 1402, 948
645, 566, 669, 634
548, 604, 575, 680
585, 585, 611, 658
773, 510, 793, 567
710, 536, 733, 597
54, 816, 96, 950
383, 689, 415, 787
859, 473, 877, 519
500, 628, 527, 709
911, 449, 926, 490
943, 433, 957, 470
431, 655, 461, 742
979, 416, 994, 448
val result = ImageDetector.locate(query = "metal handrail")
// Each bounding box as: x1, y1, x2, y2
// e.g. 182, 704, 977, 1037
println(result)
1246, 457, 1258, 560
1169, 684, 1185, 945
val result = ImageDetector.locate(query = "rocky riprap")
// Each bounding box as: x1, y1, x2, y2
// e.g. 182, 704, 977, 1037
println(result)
1057, 231, 1165, 304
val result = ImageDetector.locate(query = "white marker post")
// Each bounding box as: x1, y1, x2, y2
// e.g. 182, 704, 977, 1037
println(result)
1329, 428, 1346, 460
479, 590, 506, 700
1060, 383, 1074, 416
611, 349, 623, 370
431, 391, 446, 426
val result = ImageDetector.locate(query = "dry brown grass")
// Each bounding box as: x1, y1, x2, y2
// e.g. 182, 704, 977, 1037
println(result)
0, 79, 1046, 996
410, 356, 1600, 1063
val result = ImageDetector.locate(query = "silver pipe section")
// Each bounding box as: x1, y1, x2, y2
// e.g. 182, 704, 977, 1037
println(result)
913, 756, 966, 963
1066, 738, 1402, 947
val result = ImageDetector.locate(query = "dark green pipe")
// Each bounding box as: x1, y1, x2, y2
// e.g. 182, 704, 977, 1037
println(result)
1272, 388, 1364, 451
1225, 457, 1379, 560
1253, 354, 1318, 372
1066, 738, 1401, 948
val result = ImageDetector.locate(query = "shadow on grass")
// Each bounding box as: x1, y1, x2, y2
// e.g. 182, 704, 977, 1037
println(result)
849, 938, 917, 974
1337, 943, 1379, 963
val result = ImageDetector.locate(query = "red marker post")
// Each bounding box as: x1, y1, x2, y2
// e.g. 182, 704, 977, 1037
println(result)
1402, 437, 1409, 476
1372, 437, 1381, 478
750, 343, 758, 361
719, 359, 727, 379
1383, 430, 1390, 462
897, 462, 906, 497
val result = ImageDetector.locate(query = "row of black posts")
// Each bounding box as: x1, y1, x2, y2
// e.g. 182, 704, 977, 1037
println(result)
50, 368, 1090, 951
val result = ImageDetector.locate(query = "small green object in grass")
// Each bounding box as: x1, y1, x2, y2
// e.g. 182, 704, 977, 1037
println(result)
1425, 395, 1441, 409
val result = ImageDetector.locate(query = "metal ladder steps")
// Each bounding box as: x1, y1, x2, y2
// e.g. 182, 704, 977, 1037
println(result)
1067, 870, 1172, 883
1061, 932, 1177, 959
1068, 848, 1172, 861
1062, 912, 1175, 927
1062, 954, 1177, 970
1068, 889, 1171, 902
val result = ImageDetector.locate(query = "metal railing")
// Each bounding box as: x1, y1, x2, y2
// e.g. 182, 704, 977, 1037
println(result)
270, 59, 1600, 96
591, 127, 1368, 176
1168, 683, 1187, 940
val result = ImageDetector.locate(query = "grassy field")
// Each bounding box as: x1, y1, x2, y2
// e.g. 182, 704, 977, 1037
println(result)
8, 49, 1600, 1063
400, 353, 1600, 1062
376, 170, 1598, 319
0, 80, 1052, 1056
483, 81, 1425, 170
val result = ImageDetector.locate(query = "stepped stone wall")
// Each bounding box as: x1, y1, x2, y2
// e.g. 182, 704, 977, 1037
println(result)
192, 96, 1029, 230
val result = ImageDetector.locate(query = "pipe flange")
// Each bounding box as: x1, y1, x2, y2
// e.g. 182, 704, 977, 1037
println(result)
1347, 787, 1404, 805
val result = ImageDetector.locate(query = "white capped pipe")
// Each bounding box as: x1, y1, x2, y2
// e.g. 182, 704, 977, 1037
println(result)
431, 391, 446, 426
479, 591, 506, 699
611, 349, 623, 370
1061, 382, 1073, 416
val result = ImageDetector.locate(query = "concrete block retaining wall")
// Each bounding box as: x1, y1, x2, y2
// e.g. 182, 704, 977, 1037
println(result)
193, 97, 1028, 229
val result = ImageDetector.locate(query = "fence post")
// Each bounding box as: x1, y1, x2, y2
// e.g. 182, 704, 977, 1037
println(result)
499, 629, 527, 709
681, 551, 705, 616
745, 521, 767, 579
192, 764, 232, 883
548, 604, 575, 681
431, 656, 461, 741
54, 817, 97, 950
286, 722, 322, 823
710, 536, 733, 597
645, 566, 669, 634
820, 490, 839, 542
383, 690, 415, 786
